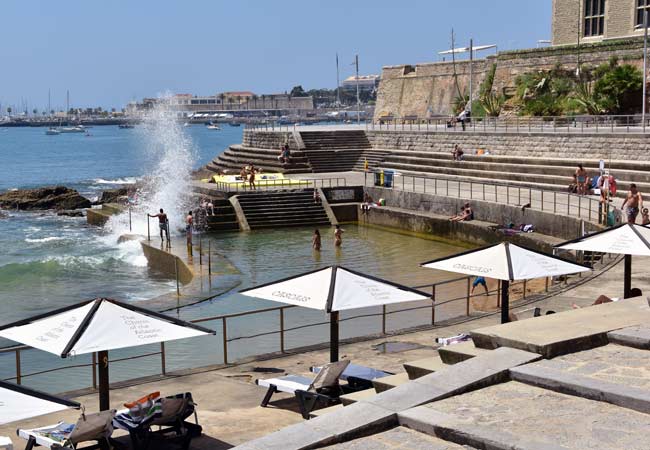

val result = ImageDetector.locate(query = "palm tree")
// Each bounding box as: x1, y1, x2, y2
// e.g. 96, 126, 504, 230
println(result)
235, 95, 242, 110
6, 107, 12, 115
252, 94, 258, 109
219, 93, 226, 110
261, 94, 266, 109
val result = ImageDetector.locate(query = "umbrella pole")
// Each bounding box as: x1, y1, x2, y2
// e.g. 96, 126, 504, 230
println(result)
624, 254, 632, 299
330, 312, 339, 362
501, 281, 510, 324
98, 350, 110, 411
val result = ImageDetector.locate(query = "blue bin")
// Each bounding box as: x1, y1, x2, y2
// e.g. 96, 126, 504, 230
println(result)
383, 170, 394, 188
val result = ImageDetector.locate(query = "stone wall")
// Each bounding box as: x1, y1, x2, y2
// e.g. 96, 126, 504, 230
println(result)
242, 129, 300, 150
375, 38, 644, 121
367, 130, 650, 161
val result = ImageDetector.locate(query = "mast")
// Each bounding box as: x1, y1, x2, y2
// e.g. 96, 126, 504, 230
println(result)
48, 89, 51, 117
355, 54, 360, 125
66, 90, 70, 116
336, 53, 341, 107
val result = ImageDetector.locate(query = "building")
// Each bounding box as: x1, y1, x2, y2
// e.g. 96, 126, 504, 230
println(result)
552, 0, 650, 45
126, 92, 314, 117
341, 75, 380, 92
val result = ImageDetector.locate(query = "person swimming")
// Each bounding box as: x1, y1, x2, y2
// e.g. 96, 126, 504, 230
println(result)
334, 225, 343, 247
312, 229, 321, 251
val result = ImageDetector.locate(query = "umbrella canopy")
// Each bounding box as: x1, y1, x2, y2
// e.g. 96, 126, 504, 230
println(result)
240, 266, 431, 361
0, 298, 213, 357
420, 242, 591, 281
556, 224, 650, 298
0, 380, 80, 425
421, 242, 590, 323
0, 298, 215, 410
239, 265, 430, 312
555, 223, 650, 255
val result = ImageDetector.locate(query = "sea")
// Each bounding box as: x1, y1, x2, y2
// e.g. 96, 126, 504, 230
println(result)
0, 117, 466, 393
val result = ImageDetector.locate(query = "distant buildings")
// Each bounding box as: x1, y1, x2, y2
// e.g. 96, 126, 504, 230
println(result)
552, 0, 649, 45
126, 91, 314, 117
341, 75, 380, 92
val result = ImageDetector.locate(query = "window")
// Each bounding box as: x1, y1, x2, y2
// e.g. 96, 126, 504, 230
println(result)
638, 0, 650, 26
584, 0, 605, 37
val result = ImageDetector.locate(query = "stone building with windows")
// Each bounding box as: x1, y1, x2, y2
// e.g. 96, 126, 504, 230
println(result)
552, 0, 650, 45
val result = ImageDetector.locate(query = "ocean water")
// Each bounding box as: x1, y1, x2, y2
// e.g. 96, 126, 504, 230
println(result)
0, 122, 468, 393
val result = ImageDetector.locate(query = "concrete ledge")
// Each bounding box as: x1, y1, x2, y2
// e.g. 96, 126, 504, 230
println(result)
438, 342, 490, 365
140, 241, 193, 284
403, 356, 448, 379
511, 363, 650, 414
230, 195, 250, 231
607, 326, 650, 350
471, 297, 650, 358
372, 373, 410, 393
398, 407, 568, 450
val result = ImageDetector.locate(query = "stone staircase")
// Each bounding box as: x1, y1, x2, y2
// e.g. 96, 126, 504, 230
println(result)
235, 189, 331, 229
205, 144, 311, 175
301, 130, 387, 172
192, 197, 239, 232
378, 151, 650, 197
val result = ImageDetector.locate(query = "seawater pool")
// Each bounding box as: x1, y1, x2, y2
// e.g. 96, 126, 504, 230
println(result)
0, 223, 471, 393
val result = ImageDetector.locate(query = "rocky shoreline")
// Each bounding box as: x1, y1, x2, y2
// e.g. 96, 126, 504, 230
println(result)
0, 185, 133, 212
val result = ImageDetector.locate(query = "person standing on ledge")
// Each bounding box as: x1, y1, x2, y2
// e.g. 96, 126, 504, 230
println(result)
148, 208, 169, 243
621, 183, 643, 224
334, 225, 343, 248
471, 276, 489, 296
186, 210, 194, 249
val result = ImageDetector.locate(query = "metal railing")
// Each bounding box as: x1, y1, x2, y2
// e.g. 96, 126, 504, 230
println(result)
365, 172, 617, 225
1, 266, 582, 389
211, 177, 347, 193
245, 115, 650, 135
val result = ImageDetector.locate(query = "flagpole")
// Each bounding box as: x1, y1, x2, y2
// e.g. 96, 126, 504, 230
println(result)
355, 54, 360, 125
336, 53, 341, 107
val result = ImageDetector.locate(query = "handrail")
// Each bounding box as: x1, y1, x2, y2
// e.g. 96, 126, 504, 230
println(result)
211, 176, 347, 193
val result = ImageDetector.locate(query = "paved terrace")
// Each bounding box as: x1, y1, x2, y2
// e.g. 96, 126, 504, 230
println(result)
1, 256, 647, 449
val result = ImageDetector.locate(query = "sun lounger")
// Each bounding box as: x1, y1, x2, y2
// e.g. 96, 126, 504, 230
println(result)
113, 392, 201, 450
256, 360, 354, 419
19, 409, 116, 450
310, 363, 392, 389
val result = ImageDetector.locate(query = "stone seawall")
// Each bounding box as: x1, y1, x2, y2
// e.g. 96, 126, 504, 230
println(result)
140, 241, 193, 285
367, 130, 650, 161
242, 129, 300, 150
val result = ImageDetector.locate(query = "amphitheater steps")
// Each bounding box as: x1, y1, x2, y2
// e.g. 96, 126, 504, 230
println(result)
205, 145, 312, 175
300, 130, 386, 172
193, 199, 239, 232
235, 189, 331, 229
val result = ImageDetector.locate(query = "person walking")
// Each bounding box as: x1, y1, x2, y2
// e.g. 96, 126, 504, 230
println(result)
248, 164, 257, 190
621, 183, 644, 224
312, 229, 322, 251
575, 164, 588, 196
148, 208, 169, 243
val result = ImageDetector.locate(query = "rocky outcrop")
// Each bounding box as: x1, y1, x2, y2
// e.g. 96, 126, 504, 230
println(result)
0, 186, 91, 210
98, 187, 130, 204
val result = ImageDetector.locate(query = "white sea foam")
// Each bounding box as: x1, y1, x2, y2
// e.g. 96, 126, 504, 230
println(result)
25, 236, 64, 243
93, 177, 139, 185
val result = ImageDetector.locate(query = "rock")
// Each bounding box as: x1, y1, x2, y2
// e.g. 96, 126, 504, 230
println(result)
0, 186, 91, 211
57, 210, 85, 217
98, 187, 131, 204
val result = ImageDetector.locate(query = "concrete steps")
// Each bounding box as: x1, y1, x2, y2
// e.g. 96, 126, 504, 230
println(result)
236, 189, 331, 229
403, 356, 448, 380
300, 130, 386, 172
372, 372, 411, 393
194, 199, 239, 232
205, 145, 311, 175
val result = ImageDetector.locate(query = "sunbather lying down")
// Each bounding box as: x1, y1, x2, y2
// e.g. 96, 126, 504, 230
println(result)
572, 288, 643, 309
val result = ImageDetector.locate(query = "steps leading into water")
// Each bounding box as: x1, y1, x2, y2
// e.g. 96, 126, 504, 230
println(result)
205, 144, 311, 175
235, 189, 331, 229
300, 130, 386, 172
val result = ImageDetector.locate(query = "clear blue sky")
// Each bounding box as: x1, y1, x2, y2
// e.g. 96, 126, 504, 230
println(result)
0, 0, 551, 111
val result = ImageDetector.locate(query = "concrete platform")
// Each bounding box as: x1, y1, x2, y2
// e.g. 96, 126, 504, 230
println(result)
322, 426, 474, 449
372, 372, 410, 393
608, 325, 650, 350
511, 344, 650, 413
437, 341, 490, 365
403, 356, 449, 379
400, 381, 650, 450
340, 389, 377, 406
471, 296, 650, 358
310, 404, 344, 418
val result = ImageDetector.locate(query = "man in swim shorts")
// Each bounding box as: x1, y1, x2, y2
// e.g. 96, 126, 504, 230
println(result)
621, 183, 643, 224
148, 208, 169, 242
471, 276, 488, 295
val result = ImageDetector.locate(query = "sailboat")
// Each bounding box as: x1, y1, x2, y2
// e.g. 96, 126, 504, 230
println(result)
45, 127, 60, 135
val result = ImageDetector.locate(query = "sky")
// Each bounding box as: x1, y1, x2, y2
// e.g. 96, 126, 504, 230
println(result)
0, 0, 552, 111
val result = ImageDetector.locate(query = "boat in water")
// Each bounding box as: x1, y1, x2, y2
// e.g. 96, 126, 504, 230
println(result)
229, 122, 241, 127
45, 127, 60, 135
118, 123, 135, 129
206, 123, 221, 130
59, 125, 86, 133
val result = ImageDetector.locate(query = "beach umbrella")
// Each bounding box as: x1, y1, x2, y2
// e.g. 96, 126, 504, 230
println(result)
555, 223, 650, 299
420, 242, 591, 324
239, 265, 431, 362
0, 380, 80, 425
0, 298, 215, 411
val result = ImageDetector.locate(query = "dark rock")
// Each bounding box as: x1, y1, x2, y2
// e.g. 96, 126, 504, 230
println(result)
57, 210, 85, 217
0, 186, 91, 211
99, 187, 131, 204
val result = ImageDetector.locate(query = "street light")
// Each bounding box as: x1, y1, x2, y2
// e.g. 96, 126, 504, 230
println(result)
635, 9, 648, 132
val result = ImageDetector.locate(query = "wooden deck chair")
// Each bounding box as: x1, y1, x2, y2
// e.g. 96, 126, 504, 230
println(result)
256, 360, 350, 419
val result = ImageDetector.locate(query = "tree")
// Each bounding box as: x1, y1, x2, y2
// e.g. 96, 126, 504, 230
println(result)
290, 85, 306, 97
252, 94, 258, 109
6, 107, 12, 115
218, 93, 226, 110
594, 63, 643, 114
32, 108, 38, 115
